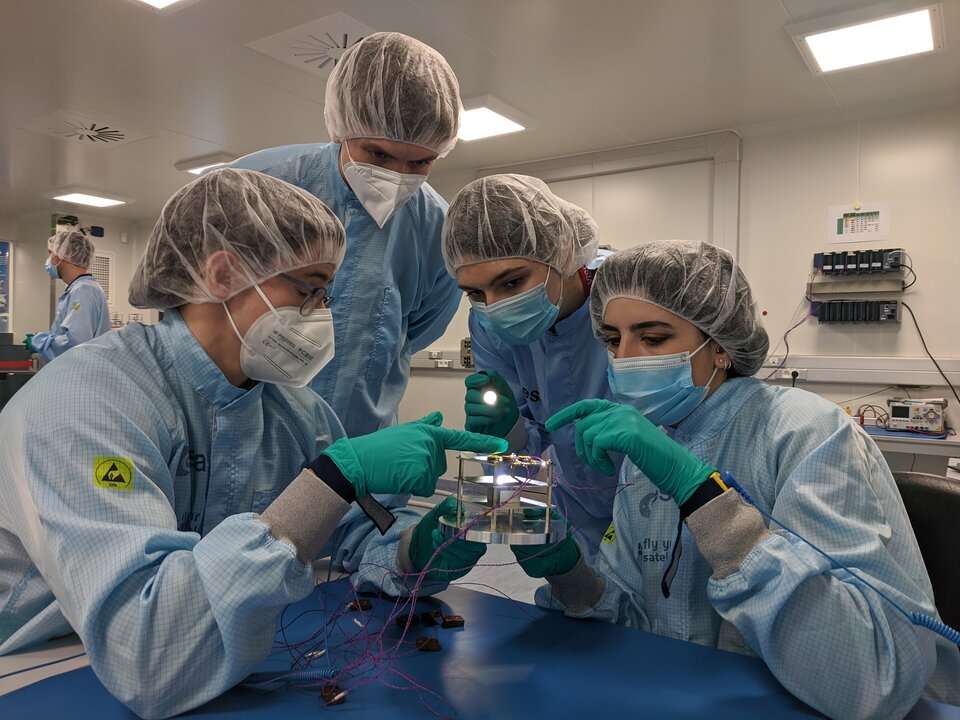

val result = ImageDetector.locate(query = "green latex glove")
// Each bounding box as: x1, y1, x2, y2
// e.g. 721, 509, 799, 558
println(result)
320, 411, 508, 498
546, 399, 716, 507
511, 508, 581, 578
410, 497, 486, 581
464, 371, 520, 438
23, 334, 35, 353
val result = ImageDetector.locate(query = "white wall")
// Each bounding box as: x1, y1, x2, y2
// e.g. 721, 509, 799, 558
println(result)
738, 106, 960, 465
740, 106, 960, 361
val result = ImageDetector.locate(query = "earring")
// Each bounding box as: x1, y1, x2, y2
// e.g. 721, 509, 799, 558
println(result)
724, 360, 732, 370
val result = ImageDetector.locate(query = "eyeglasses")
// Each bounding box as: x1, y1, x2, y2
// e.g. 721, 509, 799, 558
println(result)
278, 273, 334, 315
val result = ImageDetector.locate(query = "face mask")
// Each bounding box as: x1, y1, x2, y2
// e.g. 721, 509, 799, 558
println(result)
224, 286, 335, 388
45, 258, 60, 279
470, 268, 562, 346
342, 143, 428, 228
607, 337, 718, 426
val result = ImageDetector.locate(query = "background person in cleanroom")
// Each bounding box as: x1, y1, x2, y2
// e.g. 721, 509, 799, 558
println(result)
511, 240, 960, 719
26, 229, 110, 362
441, 174, 619, 560
229, 31, 463, 438
0, 168, 506, 720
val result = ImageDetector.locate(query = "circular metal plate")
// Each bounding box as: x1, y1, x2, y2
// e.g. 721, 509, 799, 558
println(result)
437, 512, 567, 545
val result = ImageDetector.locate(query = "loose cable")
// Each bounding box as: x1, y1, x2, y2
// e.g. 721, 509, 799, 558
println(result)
901, 302, 960, 405
720, 472, 960, 645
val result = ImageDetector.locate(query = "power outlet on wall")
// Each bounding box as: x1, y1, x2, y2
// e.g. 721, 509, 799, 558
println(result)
778, 368, 807, 381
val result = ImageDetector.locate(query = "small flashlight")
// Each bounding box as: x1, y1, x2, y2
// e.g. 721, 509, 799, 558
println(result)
482, 390, 498, 406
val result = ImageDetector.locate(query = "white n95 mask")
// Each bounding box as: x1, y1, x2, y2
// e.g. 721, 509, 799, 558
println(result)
342, 146, 427, 228
225, 286, 335, 388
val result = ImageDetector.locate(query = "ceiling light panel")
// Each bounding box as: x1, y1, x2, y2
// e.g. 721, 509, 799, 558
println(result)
787, 2, 943, 75
52, 193, 126, 208
458, 96, 532, 142
174, 151, 238, 174
46, 188, 134, 208
127, 0, 203, 12
459, 108, 525, 141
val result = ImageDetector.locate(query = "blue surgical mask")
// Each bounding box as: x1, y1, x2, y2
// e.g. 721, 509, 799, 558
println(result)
607, 338, 718, 426
45, 258, 60, 279
470, 269, 561, 345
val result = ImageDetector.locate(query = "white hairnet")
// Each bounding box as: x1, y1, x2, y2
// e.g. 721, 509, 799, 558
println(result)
129, 168, 346, 309
48, 230, 95, 269
591, 240, 769, 377
441, 174, 600, 277
323, 32, 462, 158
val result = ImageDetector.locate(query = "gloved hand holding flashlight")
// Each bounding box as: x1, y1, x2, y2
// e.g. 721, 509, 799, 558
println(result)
464, 370, 520, 438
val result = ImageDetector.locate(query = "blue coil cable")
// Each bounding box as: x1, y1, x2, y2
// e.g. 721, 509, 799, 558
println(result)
242, 561, 341, 687
242, 667, 338, 685
719, 471, 960, 646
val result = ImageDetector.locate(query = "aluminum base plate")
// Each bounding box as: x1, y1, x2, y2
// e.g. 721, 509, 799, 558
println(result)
437, 511, 567, 545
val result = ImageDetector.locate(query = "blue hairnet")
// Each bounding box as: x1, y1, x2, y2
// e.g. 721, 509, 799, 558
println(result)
590, 240, 769, 376
129, 168, 345, 309
442, 174, 599, 277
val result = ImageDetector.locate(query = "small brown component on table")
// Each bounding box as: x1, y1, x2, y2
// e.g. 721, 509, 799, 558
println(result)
441, 615, 464, 629
396, 613, 422, 627
420, 609, 443, 626
415, 636, 442, 652
346, 599, 373, 612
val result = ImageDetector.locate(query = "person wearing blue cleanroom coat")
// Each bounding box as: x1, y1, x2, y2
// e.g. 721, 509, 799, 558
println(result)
441, 174, 620, 561
512, 240, 960, 719
228, 32, 463, 438
26, 229, 110, 362
0, 169, 505, 719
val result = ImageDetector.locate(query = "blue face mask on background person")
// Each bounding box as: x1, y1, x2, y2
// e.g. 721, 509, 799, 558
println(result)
45, 257, 60, 279
470, 268, 562, 345
607, 337, 718, 426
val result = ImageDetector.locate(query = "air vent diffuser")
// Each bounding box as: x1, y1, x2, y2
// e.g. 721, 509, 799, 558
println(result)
21, 110, 152, 148
247, 12, 375, 79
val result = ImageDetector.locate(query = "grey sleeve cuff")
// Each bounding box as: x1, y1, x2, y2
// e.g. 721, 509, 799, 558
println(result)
260, 468, 351, 564
395, 525, 417, 575
505, 415, 529, 453
685, 488, 774, 579
545, 553, 606, 612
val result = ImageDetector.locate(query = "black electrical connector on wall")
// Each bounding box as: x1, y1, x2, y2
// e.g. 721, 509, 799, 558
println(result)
812, 248, 902, 275
811, 300, 901, 324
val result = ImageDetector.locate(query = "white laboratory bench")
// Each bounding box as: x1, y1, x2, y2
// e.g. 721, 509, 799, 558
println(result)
868, 433, 960, 458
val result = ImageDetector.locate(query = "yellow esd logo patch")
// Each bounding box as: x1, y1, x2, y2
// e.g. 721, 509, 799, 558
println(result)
602, 523, 616, 544
72, 303, 80, 311
94, 457, 134, 491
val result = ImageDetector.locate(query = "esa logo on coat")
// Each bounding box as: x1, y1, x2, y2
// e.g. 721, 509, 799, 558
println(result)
522, 387, 540, 402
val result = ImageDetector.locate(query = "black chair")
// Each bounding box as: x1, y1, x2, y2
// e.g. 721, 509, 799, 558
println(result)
893, 472, 960, 632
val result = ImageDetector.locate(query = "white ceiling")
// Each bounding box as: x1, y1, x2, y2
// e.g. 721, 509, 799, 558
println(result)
1, 0, 958, 223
